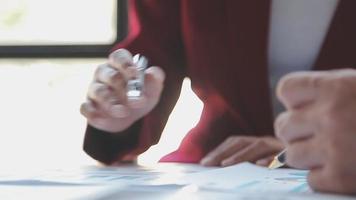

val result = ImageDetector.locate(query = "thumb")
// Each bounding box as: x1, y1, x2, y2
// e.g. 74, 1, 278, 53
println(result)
143, 66, 165, 98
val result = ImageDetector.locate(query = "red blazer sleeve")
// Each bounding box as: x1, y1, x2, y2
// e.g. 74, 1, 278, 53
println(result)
83, 0, 186, 165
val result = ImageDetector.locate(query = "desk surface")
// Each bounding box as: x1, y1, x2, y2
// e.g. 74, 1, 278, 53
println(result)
0, 163, 354, 200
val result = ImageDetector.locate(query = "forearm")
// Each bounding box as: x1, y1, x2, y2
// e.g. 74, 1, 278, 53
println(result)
83, 120, 142, 165
83, 0, 186, 165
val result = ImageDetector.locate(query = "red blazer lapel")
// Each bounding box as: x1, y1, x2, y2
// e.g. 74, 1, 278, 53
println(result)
315, 0, 356, 70
225, 0, 274, 133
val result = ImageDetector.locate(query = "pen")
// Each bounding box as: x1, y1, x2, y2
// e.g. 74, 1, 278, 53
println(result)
126, 54, 148, 99
268, 149, 286, 169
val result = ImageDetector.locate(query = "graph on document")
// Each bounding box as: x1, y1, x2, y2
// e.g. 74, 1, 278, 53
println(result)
179, 162, 312, 193
231, 171, 310, 193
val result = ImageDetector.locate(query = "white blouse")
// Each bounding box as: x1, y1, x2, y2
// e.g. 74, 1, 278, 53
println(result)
268, 0, 339, 117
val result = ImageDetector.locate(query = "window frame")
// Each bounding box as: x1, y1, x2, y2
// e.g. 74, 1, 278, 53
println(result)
0, 0, 127, 58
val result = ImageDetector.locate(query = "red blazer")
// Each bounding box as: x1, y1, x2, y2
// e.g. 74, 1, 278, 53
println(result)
83, 0, 356, 164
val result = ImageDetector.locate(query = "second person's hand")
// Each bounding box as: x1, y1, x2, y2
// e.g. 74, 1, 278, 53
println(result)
80, 49, 165, 133
200, 136, 284, 167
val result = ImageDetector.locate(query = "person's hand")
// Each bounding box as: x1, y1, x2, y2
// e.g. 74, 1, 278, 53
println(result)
80, 49, 165, 133
200, 136, 284, 167
275, 69, 356, 195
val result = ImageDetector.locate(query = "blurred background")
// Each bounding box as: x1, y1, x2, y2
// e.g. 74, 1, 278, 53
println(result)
0, 0, 203, 169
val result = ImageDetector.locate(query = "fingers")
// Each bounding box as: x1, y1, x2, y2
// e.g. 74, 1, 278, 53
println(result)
220, 138, 283, 167
142, 66, 166, 98
87, 49, 146, 119
200, 137, 251, 166
86, 59, 165, 119
81, 98, 135, 132
108, 49, 141, 86
87, 82, 130, 118
80, 100, 118, 125
93, 64, 131, 105
94, 63, 130, 91
81, 48, 168, 134
97, 49, 138, 94
87, 82, 112, 105
201, 137, 284, 167
274, 106, 323, 169
126, 66, 165, 109
308, 165, 356, 194
277, 71, 324, 110
80, 100, 102, 120
275, 111, 315, 144
108, 49, 134, 71
285, 138, 324, 169
276, 111, 323, 169
307, 168, 330, 193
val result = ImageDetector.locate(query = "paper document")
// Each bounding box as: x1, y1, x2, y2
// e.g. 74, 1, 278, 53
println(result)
0, 163, 213, 186
178, 162, 310, 193
87, 163, 355, 200
0, 163, 354, 200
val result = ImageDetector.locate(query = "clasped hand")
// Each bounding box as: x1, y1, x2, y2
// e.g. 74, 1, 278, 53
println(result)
276, 69, 356, 194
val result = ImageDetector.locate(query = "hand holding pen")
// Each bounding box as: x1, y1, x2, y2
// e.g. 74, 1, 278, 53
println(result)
272, 70, 356, 195
80, 49, 165, 133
